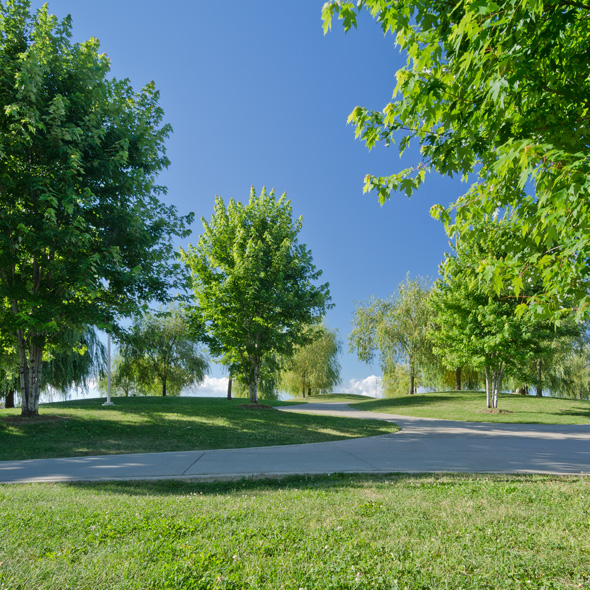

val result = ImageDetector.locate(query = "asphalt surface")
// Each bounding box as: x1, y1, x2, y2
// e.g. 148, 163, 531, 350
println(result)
1, 403, 589, 484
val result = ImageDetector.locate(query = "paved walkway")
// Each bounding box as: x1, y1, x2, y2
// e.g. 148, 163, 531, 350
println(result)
1, 403, 589, 484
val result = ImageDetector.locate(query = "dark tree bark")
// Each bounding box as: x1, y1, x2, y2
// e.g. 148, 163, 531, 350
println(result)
5, 389, 15, 409
455, 367, 461, 391
227, 375, 232, 400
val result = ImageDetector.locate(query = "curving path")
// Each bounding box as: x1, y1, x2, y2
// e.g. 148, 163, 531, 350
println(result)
1, 403, 589, 484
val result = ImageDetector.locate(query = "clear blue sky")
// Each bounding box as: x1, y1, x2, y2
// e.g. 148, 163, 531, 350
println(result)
30, 0, 465, 393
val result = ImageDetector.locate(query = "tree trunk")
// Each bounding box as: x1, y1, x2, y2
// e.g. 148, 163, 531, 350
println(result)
162, 377, 167, 397
18, 335, 44, 417
536, 359, 543, 397
491, 368, 502, 409
248, 363, 260, 404
308, 386, 312, 397
227, 375, 232, 400
493, 372, 499, 409
485, 367, 491, 408
408, 367, 415, 395
5, 389, 15, 409
455, 367, 461, 391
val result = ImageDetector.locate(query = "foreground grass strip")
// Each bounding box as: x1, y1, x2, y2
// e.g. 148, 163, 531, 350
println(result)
0, 474, 588, 589
354, 390, 590, 424
0, 397, 398, 461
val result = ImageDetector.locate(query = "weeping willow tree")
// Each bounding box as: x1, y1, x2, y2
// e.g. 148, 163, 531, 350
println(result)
42, 328, 107, 400
1, 327, 106, 406
118, 306, 209, 397
281, 325, 342, 398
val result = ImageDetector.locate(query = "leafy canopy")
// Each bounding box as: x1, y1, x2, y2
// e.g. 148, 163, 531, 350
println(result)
323, 0, 590, 320
281, 324, 342, 397
350, 274, 433, 395
182, 187, 331, 404
431, 219, 569, 407
0, 1, 192, 414
118, 306, 208, 397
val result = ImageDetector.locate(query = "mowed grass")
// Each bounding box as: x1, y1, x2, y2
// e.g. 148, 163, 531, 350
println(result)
0, 396, 399, 461
1, 473, 589, 589
352, 390, 590, 424
289, 393, 378, 403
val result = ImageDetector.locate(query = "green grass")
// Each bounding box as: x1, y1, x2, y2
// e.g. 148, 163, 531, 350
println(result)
353, 390, 590, 424
289, 393, 377, 403
0, 396, 399, 461
1, 473, 588, 589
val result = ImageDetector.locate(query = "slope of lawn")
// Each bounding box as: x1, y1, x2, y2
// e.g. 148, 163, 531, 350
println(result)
0, 396, 399, 462
352, 390, 590, 424
288, 393, 378, 403
1, 473, 588, 589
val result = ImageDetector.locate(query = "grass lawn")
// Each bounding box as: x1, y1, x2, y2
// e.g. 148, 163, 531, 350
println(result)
0, 396, 399, 462
289, 393, 379, 403
350, 390, 590, 425
1, 473, 588, 589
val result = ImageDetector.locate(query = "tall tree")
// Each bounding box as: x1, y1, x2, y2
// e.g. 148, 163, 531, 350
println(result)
0, 2, 192, 416
323, 1, 590, 321
120, 306, 208, 397
281, 324, 342, 398
350, 275, 433, 395
431, 219, 569, 408
182, 187, 331, 404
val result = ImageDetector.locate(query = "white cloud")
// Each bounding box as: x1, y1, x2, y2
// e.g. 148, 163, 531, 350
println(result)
184, 375, 229, 397
338, 375, 382, 398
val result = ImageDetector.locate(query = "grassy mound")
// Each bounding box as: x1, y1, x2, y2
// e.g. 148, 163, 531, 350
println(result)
353, 390, 590, 424
0, 396, 399, 461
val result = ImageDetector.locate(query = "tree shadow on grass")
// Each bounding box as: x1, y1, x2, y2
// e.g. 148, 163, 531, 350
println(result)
555, 408, 590, 420
0, 401, 399, 461
60, 471, 572, 498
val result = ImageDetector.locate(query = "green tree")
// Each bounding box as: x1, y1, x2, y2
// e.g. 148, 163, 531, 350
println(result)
350, 275, 433, 395
42, 327, 106, 395
281, 324, 342, 398
0, 2, 192, 416
551, 335, 590, 400
182, 187, 331, 404
323, 0, 590, 321
231, 354, 283, 401
120, 306, 208, 397
0, 343, 18, 408
98, 352, 140, 398
431, 219, 567, 408
507, 324, 587, 398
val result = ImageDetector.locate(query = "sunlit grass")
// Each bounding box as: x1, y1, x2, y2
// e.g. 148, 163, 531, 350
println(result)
354, 390, 590, 424
0, 396, 398, 461
0, 473, 588, 589
289, 393, 377, 403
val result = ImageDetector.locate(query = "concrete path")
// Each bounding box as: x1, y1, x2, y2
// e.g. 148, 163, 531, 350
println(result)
1, 403, 589, 484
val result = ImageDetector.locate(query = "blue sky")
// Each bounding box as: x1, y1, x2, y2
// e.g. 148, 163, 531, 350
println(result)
30, 1, 466, 394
